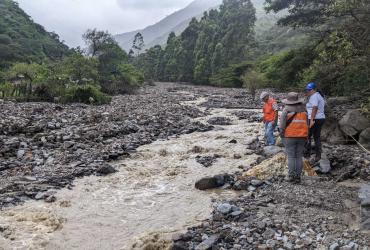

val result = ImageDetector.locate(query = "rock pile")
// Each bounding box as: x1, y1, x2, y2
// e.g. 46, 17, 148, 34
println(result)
175, 179, 370, 249
0, 83, 216, 207
232, 110, 261, 123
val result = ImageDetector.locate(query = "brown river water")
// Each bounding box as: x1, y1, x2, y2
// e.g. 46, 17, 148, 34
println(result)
0, 96, 263, 250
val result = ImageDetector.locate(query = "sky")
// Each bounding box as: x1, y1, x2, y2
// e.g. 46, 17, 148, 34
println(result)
16, 0, 194, 48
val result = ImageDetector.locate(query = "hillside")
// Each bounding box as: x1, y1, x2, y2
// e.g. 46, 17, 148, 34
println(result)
115, 0, 304, 53
0, 0, 69, 70
114, 0, 222, 51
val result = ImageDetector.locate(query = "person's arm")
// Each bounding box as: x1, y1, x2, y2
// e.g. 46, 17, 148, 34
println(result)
273, 102, 279, 127
309, 94, 319, 128
310, 106, 318, 128
279, 110, 287, 137
274, 110, 279, 127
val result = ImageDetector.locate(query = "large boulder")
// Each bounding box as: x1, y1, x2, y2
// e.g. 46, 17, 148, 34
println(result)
339, 110, 370, 137
326, 125, 347, 144
195, 174, 230, 190
359, 185, 370, 230
359, 128, 370, 150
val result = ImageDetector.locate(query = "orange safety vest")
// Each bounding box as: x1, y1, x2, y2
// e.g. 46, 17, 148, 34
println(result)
263, 97, 277, 122
284, 112, 309, 138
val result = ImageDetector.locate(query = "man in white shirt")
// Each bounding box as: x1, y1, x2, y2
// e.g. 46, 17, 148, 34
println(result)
305, 82, 326, 161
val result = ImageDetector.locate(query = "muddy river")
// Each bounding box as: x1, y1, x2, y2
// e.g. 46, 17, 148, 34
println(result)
0, 96, 263, 250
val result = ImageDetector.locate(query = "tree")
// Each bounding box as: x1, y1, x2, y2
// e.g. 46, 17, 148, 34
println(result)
132, 32, 145, 56
264, 0, 370, 95
83, 29, 116, 57
6, 63, 46, 99
61, 53, 99, 84
241, 69, 266, 100
134, 0, 257, 85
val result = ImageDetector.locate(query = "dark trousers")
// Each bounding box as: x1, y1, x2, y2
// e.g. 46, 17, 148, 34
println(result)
307, 119, 325, 158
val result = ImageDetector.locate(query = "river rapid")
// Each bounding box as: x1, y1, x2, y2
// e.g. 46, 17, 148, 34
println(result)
0, 92, 263, 250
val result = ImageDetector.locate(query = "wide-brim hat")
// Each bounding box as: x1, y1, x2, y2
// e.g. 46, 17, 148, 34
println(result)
282, 92, 305, 105
260, 91, 269, 100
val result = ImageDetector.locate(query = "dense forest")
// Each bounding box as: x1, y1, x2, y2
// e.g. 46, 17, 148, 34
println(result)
0, 0, 69, 70
0, 0, 143, 104
134, 0, 370, 96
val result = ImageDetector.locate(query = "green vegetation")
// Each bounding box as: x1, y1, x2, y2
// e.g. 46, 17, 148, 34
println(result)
134, 0, 256, 87
0, 0, 70, 70
62, 84, 111, 104
241, 69, 266, 100
134, 0, 369, 97
0, 3, 144, 105
260, 0, 370, 95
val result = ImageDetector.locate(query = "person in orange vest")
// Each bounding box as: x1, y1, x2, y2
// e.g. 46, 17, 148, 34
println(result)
279, 92, 309, 184
260, 91, 278, 146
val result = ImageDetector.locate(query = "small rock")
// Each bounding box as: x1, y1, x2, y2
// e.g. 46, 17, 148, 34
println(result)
17, 149, 25, 159
195, 234, 219, 250
263, 146, 283, 157
251, 179, 264, 187
45, 195, 56, 203
96, 164, 117, 175
217, 203, 232, 214
318, 157, 331, 174
329, 243, 340, 250
266, 239, 276, 248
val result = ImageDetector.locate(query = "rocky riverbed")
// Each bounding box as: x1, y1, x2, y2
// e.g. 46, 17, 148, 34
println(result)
0, 82, 369, 249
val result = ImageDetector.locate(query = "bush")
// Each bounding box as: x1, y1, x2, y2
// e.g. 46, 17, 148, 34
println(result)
241, 69, 267, 100
259, 47, 316, 90
209, 61, 253, 88
61, 84, 111, 105
0, 82, 15, 98
100, 63, 144, 95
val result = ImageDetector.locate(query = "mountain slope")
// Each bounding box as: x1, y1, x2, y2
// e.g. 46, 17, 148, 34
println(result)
114, 0, 222, 51
0, 0, 69, 69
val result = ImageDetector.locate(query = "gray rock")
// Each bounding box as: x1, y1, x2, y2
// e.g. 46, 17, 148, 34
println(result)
359, 127, 370, 150
263, 228, 276, 239
207, 117, 232, 126
339, 110, 370, 136
318, 157, 332, 173
195, 234, 219, 250
195, 175, 228, 190
231, 211, 242, 217
326, 125, 346, 144
329, 243, 340, 250
217, 203, 232, 214
17, 149, 25, 159
45, 195, 56, 203
263, 146, 283, 157
266, 239, 276, 248
251, 179, 264, 187
63, 141, 75, 149
96, 164, 117, 175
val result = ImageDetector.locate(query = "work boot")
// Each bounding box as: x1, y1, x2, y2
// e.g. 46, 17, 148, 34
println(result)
285, 176, 295, 183
294, 177, 302, 184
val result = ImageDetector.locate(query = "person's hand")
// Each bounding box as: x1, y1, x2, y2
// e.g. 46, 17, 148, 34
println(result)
310, 120, 315, 128
273, 121, 278, 129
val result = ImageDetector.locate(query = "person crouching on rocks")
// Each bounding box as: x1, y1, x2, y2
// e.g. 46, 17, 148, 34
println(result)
279, 92, 309, 183
260, 91, 278, 146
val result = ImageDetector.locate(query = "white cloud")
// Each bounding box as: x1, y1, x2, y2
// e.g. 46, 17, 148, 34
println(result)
15, 0, 193, 48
